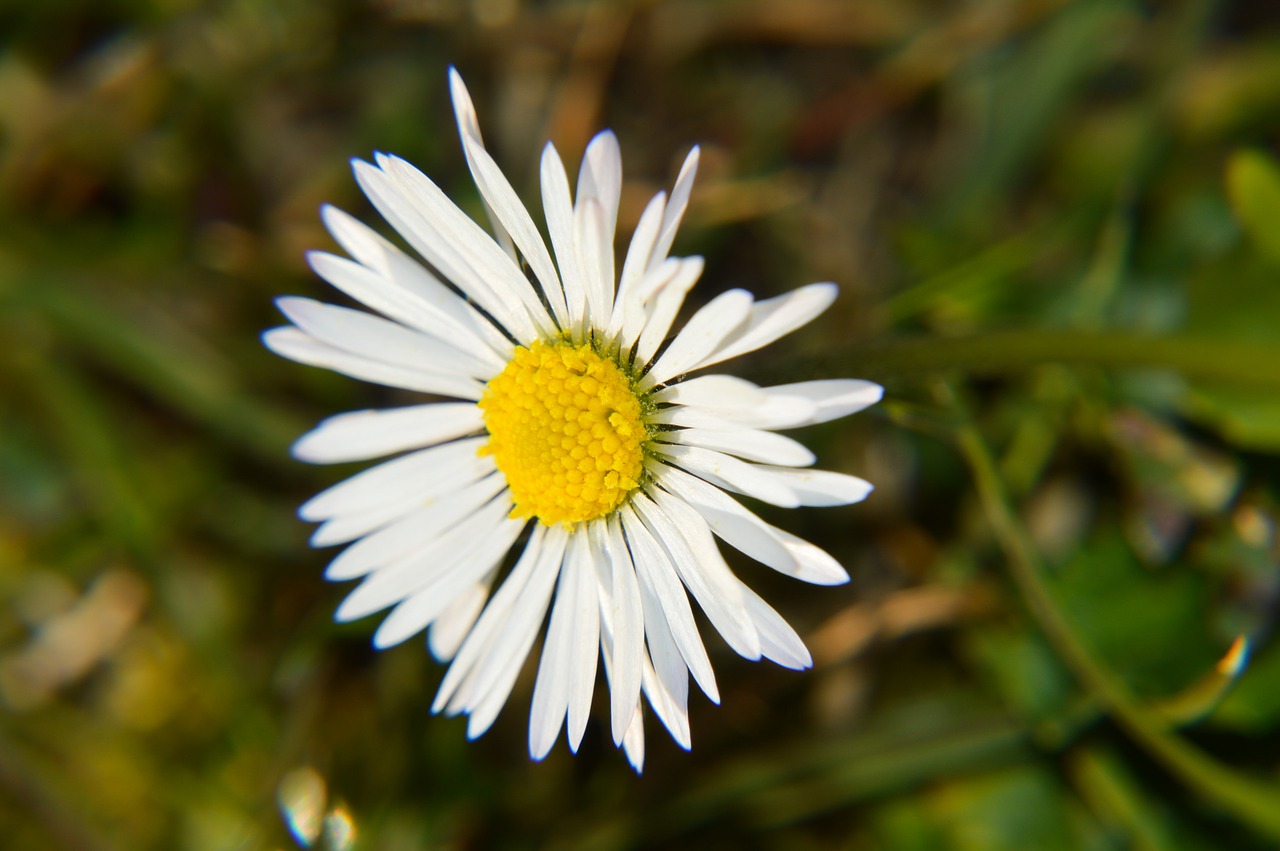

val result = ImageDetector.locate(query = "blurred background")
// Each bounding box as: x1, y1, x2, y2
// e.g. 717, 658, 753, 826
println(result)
3, 0, 1280, 848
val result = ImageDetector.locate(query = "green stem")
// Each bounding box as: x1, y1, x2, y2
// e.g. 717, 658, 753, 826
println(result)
767, 331, 1280, 391
939, 380, 1280, 837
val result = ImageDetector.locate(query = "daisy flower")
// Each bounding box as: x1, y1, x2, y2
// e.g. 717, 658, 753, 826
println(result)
266, 68, 882, 770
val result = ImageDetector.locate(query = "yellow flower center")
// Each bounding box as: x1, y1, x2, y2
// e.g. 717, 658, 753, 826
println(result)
479, 340, 647, 527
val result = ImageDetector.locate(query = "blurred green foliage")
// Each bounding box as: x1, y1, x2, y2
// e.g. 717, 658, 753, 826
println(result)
2, 0, 1280, 849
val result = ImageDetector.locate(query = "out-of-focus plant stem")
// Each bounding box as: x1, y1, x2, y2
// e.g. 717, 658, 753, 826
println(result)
938, 379, 1280, 839
776, 331, 1280, 392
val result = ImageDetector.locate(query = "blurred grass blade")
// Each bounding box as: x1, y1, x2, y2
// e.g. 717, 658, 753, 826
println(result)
12, 278, 304, 463
940, 380, 1280, 840
1070, 746, 1177, 851
1152, 636, 1251, 728
788, 331, 1280, 392
1226, 149, 1280, 262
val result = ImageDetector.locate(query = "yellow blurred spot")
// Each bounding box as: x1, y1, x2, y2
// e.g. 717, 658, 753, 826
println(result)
278, 766, 326, 847
324, 802, 357, 851
0, 569, 147, 710
1217, 635, 1250, 678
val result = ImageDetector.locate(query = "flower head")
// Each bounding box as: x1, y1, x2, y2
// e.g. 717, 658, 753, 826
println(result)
266, 68, 882, 770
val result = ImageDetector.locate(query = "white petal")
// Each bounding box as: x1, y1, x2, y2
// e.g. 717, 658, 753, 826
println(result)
632, 257, 704, 366
760, 379, 884, 426
577, 130, 622, 246
662, 427, 816, 467
632, 492, 762, 661
576, 132, 622, 328
656, 465, 849, 586
293, 403, 483, 464
528, 544, 577, 759
656, 374, 768, 410
692, 283, 837, 371
370, 514, 523, 649
264, 327, 484, 399
335, 496, 514, 623
604, 515, 644, 745
745, 466, 875, 507
428, 572, 494, 662
654, 443, 800, 508
431, 526, 546, 713
433, 528, 565, 726
575, 197, 614, 332
541, 143, 588, 333
309, 500, 411, 548
641, 288, 753, 388
323, 474, 507, 580
610, 190, 666, 339
620, 703, 646, 771
456, 130, 571, 328
639, 644, 691, 751
620, 508, 719, 704
353, 156, 550, 342
566, 538, 601, 754
448, 66, 517, 260
299, 436, 491, 521
648, 147, 699, 272
741, 585, 812, 670
307, 237, 508, 368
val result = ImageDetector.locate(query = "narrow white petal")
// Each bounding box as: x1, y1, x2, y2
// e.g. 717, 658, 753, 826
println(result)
428, 572, 494, 662
662, 427, 816, 467
566, 536, 600, 753
456, 131, 571, 328
323, 474, 506, 580
691, 283, 837, 371
656, 374, 768, 410
654, 443, 800, 508
639, 645, 691, 751
264, 327, 484, 399
448, 66, 517, 260
309, 501, 408, 547
370, 514, 523, 649
648, 147, 699, 272
293, 403, 483, 464
610, 190, 666, 339
641, 288, 753, 388
760, 379, 884, 426
529, 551, 577, 759
307, 240, 508, 368
604, 515, 644, 745
658, 394, 818, 431
620, 509, 719, 703
320, 203, 395, 271
632, 257, 704, 366
575, 198, 614, 332
435, 527, 550, 712
436, 527, 566, 735
632, 492, 762, 661
620, 703, 646, 771
354, 156, 550, 341
745, 465, 875, 507
299, 436, 491, 521
656, 465, 849, 585
741, 585, 812, 670
577, 130, 622, 245
335, 497, 514, 623
540, 143, 588, 333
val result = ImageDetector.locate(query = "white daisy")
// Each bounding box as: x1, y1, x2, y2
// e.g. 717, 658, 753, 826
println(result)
266, 68, 882, 770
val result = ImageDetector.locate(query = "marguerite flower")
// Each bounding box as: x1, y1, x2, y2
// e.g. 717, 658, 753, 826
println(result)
266, 68, 881, 770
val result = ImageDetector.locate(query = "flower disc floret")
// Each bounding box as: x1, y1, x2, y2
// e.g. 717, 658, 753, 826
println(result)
480, 341, 647, 526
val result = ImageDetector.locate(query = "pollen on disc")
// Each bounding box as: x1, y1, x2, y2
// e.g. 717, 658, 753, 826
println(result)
479, 341, 647, 526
